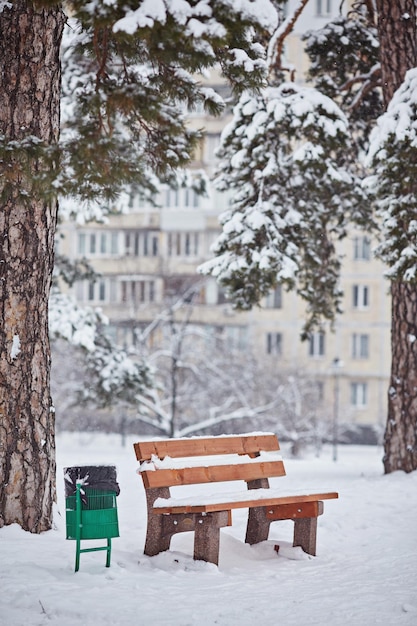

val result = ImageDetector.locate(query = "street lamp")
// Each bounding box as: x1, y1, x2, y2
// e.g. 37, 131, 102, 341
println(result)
332, 357, 343, 462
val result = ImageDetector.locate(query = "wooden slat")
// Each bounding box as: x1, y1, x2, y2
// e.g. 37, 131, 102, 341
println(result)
265, 500, 323, 520
134, 433, 279, 462
140, 459, 286, 489
153, 492, 338, 515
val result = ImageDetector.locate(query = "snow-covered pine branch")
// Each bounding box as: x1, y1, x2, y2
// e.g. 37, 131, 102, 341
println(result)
303, 10, 381, 148
366, 68, 417, 281
49, 291, 155, 408
55, 0, 278, 217
199, 82, 368, 337
49, 292, 105, 353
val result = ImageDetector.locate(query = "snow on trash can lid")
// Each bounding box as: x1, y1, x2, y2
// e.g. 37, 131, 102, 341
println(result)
64, 465, 120, 498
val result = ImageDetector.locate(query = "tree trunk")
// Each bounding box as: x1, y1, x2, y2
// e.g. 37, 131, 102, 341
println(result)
384, 283, 417, 473
375, 0, 417, 473
0, 2, 65, 531
375, 0, 417, 107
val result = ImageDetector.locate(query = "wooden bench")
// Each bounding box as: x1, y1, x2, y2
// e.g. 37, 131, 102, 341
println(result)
134, 433, 338, 565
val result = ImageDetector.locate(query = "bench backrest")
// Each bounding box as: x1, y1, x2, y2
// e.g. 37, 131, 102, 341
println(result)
134, 433, 286, 489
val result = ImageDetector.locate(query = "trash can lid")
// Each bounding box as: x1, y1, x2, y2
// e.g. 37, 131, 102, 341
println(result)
64, 465, 120, 497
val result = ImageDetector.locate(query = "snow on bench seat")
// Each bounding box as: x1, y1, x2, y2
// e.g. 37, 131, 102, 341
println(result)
138, 450, 283, 471
153, 487, 339, 514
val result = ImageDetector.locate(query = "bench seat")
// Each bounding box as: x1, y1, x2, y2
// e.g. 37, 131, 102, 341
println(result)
153, 488, 338, 514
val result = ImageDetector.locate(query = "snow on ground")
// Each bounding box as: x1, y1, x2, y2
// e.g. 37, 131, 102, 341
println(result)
1, 432, 417, 626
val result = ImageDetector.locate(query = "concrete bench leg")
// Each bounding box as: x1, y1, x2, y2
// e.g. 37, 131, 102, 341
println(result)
194, 511, 230, 565
245, 506, 271, 544
265, 500, 324, 556
245, 476, 271, 544
293, 517, 318, 556
144, 487, 172, 556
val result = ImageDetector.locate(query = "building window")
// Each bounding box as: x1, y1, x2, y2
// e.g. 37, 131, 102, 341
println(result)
185, 233, 191, 256
204, 134, 221, 164
120, 279, 155, 305
76, 278, 117, 303
204, 279, 227, 305
316, 381, 324, 402
353, 236, 371, 261
77, 232, 119, 257
100, 233, 107, 254
166, 188, 179, 207
149, 281, 155, 302
98, 280, 106, 301
185, 188, 199, 209
309, 332, 325, 357
152, 235, 159, 256
144, 232, 158, 256
78, 233, 86, 255
86, 279, 107, 303
110, 233, 119, 255
352, 333, 369, 359
265, 285, 282, 309
267, 332, 282, 355
125, 231, 159, 257
351, 382, 367, 408
88, 280, 95, 301
316, 0, 332, 15
75, 276, 117, 304
125, 232, 132, 255
353, 285, 369, 309
167, 232, 200, 257
165, 188, 199, 209
224, 326, 248, 351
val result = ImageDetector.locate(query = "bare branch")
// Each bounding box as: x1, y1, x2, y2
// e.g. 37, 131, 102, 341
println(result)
338, 63, 382, 110
177, 400, 279, 438
340, 63, 381, 92
267, 0, 310, 81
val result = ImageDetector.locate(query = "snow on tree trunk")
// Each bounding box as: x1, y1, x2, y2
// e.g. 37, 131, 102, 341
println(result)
375, 0, 417, 473
0, 2, 65, 531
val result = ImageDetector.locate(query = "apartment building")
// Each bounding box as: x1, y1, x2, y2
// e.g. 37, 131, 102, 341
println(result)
59, 196, 391, 435
59, 0, 390, 434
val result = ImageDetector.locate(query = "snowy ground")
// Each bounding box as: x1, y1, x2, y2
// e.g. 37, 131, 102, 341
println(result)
1, 432, 417, 626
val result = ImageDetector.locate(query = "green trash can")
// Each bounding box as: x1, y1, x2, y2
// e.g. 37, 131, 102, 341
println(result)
64, 466, 120, 572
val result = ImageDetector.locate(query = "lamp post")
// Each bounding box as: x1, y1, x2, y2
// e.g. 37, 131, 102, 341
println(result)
332, 357, 342, 462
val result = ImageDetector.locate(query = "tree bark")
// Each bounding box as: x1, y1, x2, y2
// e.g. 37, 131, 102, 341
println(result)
384, 283, 417, 473
0, 2, 65, 530
375, 0, 417, 473
375, 0, 417, 106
